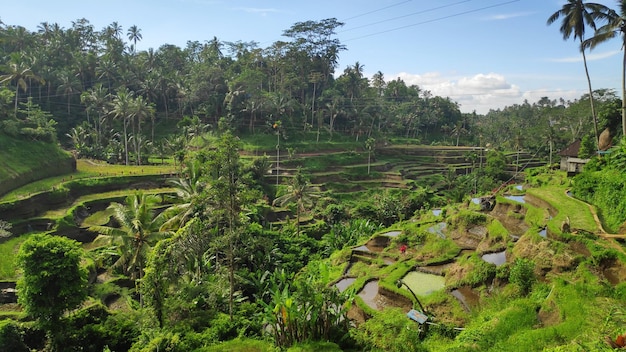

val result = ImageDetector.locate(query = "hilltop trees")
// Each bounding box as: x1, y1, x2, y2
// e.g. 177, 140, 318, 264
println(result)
0, 16, 490, 161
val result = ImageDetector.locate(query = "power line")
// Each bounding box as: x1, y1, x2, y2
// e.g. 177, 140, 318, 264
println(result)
340, 0, 473, 33
341, 0, 414, 21
344, 0, 520, 42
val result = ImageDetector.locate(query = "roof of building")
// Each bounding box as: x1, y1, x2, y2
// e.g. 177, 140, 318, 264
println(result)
559, 140, 581, 157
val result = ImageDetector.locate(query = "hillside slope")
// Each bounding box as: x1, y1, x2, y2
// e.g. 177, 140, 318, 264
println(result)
0, 134, 75, 197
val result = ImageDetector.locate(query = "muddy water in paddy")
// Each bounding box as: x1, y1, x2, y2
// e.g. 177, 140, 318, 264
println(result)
428, 222, 447, 239
482, 251, 506, 266
504, 195, 526, 203
334, 278, 356, 292
451, 286, 480, 312
352, 236, 391, 254
357, 280, 405, 311
489, 202, 529, 237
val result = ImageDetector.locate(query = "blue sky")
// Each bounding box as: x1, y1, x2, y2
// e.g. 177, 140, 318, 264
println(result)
2, 0, 623, 113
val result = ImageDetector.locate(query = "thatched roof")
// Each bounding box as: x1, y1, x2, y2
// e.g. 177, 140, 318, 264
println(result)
559, 140, 581, 157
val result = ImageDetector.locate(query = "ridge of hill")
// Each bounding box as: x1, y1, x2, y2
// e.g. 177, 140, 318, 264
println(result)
0, 134, 75, 197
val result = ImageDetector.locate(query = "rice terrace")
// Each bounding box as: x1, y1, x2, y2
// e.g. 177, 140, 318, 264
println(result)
1, 3, 626, 351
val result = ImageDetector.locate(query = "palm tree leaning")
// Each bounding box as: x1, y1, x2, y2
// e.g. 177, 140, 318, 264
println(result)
547, 0, 611, 151
583, 2, 626, 138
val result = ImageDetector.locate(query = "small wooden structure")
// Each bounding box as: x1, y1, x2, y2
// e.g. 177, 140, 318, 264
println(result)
558, 140, 589, 175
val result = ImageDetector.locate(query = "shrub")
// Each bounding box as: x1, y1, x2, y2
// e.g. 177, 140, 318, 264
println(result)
461, 256, 497, 287
509, 258, 536, 296
451, 210, 486, 230
0, 320, 29, 352
350, 308, 426, 352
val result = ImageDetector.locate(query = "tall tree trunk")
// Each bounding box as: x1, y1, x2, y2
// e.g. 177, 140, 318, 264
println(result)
296, 204, 301, 237
123, 119, 129, 165
14, 85, 19, 116
622, 50, 626, 137
581, 40, 599, 152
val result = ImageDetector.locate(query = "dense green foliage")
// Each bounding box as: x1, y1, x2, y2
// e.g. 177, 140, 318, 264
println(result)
16, 234, 88, 348
2, 3, 626, 351
0, 133, 74, 196
572, 138, 626, 232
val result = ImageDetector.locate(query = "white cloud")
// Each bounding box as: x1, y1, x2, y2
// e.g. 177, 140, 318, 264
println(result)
382, 72, 586, 114
484, 12, 535, 20
547, 50, 620, 63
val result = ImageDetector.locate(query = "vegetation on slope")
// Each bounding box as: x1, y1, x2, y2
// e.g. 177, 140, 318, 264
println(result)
0, 133, 74, 196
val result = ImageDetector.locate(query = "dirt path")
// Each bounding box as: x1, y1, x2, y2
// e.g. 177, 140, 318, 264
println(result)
572, 192, 626, 255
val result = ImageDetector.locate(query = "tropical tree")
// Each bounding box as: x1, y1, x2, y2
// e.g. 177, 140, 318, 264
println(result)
80, 83, 110, 150
365, 137, 375, 175
547, 0, 612, 150
0, 52, 44, 115
130, 94, 155, 165
583, 2, 626, 137
273, 168, 320, 237
371, 71, 386, 97
161, 159, 205, 230
66, 125, 90, 157
200, 132, 245, 320
127, 25, 142, 53
89, 192, 170, 284
110, 87, 134, 165
16, 234, 88, 350
56, 69, 82, 116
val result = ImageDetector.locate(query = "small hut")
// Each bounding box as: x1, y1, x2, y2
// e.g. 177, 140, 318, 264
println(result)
558, 140, 588, 175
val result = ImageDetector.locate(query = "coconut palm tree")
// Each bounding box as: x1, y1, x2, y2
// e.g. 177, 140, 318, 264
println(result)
127, 25, 142, 53
366, 137, 375, 175
0, 52, 44, 115
582, 2, 626, 137
130, 95, 155, 165
110, 87, 134, 165
273, 168, 320, 237
161, 159, 205, 230
547, 0, 612, 151
89, 192, 170, 282
80, 83, 110, 149
56, 69, 82, 116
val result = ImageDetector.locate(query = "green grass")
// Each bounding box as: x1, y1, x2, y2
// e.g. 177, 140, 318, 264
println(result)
0, 236, 28, 279
199, 338, 277, 351
1, 159, 176, 202
82, 208, 114, 228
526, 185, 597, 233
487, 219, 509, 241
41, 188, 174, 219
0, 133, 74, 196
524, 203, 548, 228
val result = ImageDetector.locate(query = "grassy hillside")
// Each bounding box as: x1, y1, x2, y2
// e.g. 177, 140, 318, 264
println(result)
0, 134, 75, 197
